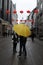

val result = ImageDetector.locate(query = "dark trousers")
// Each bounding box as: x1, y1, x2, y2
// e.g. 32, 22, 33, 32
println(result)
31, 35, 34, 41
19, 42, 26, 56
19, 36, 27, 56
13, 42, 17, 52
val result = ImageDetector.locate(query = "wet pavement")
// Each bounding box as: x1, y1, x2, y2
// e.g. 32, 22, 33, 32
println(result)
0, 36, 43, 65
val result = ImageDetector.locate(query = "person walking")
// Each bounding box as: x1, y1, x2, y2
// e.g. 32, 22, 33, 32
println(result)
19, 36, 27, 57
12, 32, 18, 54
31, 29, 35, 42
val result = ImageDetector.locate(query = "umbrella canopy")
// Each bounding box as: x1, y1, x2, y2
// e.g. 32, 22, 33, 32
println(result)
13, 24, 31, 37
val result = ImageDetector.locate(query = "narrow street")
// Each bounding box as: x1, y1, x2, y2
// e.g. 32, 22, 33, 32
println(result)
0, 36, 43, 65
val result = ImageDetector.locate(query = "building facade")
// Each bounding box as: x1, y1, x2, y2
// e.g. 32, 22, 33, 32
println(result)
12, 3, 18, 25
0, 0, 12, 36
0, 0, 12, 24
0, 0, 2, 18
35, 0, 43, 38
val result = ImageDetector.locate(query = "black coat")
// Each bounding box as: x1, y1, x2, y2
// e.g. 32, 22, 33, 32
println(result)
12, 34, 18, 43
20, 36, 27, 43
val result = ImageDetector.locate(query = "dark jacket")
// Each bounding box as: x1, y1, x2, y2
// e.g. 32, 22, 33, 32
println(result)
12, 34, 18, 43
20, 36, 27, 43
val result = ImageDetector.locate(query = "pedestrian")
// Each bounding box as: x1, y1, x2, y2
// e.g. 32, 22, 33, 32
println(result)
31, 29, 35, 42
19, 36, 27, 57
12, 32, 18, 54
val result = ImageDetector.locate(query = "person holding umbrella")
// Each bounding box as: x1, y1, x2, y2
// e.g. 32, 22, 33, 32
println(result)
13, 24, 31, 56
19, 36, 27, 57
12, 31, 18, 54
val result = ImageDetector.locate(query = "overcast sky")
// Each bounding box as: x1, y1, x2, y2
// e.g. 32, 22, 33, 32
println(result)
12, 0, 37, 20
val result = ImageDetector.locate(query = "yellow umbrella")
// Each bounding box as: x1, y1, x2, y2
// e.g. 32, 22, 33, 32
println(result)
13, 24, 31, 37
